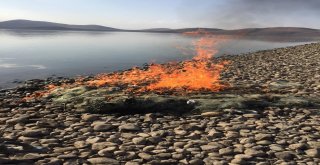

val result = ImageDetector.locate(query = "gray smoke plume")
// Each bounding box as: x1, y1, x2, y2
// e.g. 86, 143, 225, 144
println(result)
177, 0, 320, 29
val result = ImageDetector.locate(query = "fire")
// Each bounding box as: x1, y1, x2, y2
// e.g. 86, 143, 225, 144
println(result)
24, 30, 230, 99
86, 32, 229, 93
194, 37, 220, 60
145, 33, 229, 92
146, 60, 229, 93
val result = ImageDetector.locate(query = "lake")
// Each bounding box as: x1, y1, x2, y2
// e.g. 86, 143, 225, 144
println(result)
0, 30, 317, 88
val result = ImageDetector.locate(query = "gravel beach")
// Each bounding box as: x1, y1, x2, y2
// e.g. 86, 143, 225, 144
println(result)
0, 42, 320, 165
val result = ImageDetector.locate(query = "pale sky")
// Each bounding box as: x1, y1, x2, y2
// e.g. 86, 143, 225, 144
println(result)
1, 0, 320, 29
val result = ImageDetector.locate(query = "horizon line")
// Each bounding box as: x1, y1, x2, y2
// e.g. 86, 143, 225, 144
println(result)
1, 19, 320, 31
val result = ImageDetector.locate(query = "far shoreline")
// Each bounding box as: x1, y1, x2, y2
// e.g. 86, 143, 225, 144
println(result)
1, 28, 320, 43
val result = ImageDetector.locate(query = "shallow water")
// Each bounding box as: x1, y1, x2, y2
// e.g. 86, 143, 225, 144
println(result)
0, 30, 317, 88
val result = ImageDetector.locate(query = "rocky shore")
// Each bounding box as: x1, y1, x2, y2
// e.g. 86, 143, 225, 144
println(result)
0, 42, 320, 165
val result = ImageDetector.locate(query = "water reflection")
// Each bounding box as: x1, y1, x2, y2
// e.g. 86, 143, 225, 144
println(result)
0, 29, 111, 38
0, 58, 46, 69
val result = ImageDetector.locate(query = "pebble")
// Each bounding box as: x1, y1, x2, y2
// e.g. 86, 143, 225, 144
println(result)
201, 111, 222, 117
23, 153, 43, 160
132, 137, 147, 145
125, 162, 140, 165
81, 114, 99, 121
288, 143, 308, 150
6, 115, 29, 125
119, 123, 141, 132
74, 141, 88, 149
98, 147, 116, 156
189, 159, 204, 165
244, 148, 266, 157
93, 123, 115, 131
219, 147, 234, 156
275, 151, 296, 160
92, 142, 117, 150
138, 153, 153, 160
305, 149, 320, 158
255, 133, 273, 141
87, 157, 119, 165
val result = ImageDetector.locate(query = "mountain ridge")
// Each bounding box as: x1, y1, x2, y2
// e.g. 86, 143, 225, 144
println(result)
0, 19, 120, 31
1, 19, 320, 37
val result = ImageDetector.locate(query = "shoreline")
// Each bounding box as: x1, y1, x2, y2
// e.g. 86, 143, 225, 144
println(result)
0, 41, 318, 91
0, 42, 320, 164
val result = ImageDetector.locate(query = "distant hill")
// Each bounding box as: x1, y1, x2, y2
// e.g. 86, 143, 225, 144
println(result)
1, 20, 320, 38
224, 27, 320, 37
0, 20, 121, 31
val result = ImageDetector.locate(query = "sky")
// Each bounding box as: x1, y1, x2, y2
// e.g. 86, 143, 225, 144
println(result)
1, 0, 320, 29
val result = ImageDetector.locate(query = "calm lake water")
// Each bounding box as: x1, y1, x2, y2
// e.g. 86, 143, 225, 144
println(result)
0, 30, 317, 88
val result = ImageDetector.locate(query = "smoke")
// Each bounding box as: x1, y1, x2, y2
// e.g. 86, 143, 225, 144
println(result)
177, 0, 320, 29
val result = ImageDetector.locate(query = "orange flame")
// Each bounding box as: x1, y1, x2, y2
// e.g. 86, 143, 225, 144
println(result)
86, 32, 229, 93
24, 30, 230, 100
146, 60, 229, 93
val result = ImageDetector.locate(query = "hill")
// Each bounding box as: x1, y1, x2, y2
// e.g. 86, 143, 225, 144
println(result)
1, 20, 320, 38
0, 19, 120, 31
